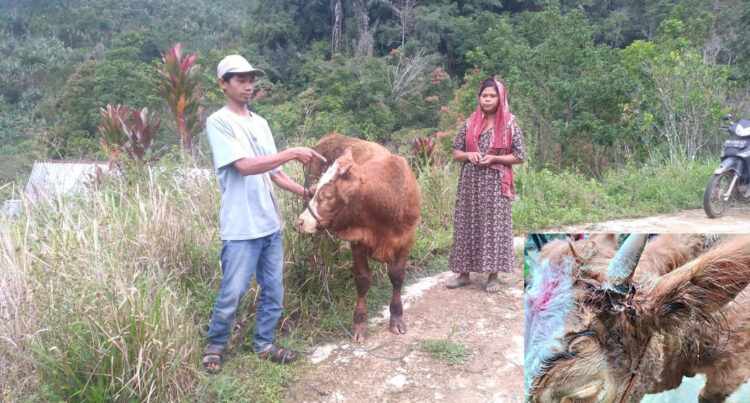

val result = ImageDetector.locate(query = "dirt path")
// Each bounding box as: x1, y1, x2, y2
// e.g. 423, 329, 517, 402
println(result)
287, 251, 524, 402
548, 205, 750, 233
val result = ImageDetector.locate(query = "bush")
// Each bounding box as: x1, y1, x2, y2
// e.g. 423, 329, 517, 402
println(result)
513, 157, 715, 231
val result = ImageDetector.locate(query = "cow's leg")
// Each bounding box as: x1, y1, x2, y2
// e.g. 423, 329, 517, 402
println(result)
698, 365, 746, 403
387, 249, 408, 335
351, 242, 372, 343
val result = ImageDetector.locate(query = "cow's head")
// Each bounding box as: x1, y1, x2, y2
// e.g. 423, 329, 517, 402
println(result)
525, 234, 750, 403
298, 148, 363, 233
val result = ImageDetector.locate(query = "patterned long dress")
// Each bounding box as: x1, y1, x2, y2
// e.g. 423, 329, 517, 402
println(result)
449, 120, 526, 274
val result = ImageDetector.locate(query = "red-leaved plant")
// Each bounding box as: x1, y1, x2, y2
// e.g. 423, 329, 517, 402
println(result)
411, 136, 438, 167
98, 103, 160, 165
156, 43, 204, 150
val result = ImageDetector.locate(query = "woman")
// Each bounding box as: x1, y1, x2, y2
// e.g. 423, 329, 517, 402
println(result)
445, 77, 525, 293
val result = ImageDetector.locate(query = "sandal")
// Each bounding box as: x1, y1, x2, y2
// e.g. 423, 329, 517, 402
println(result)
202, 343, 225, 374
486, 281, 501, 294
445, 278, 470, 289
257, 343, 299, 364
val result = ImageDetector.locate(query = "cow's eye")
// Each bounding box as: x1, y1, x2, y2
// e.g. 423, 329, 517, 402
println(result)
562, 383, 602, 403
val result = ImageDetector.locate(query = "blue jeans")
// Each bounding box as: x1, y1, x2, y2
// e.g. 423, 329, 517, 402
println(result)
206, 231, 284, 353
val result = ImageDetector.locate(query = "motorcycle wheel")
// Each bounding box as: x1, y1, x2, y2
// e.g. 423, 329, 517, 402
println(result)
703, 171, 738, 218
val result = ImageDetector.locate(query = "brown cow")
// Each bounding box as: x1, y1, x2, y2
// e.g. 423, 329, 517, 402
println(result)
525, 234, 750, 403
298, 133, 420, 342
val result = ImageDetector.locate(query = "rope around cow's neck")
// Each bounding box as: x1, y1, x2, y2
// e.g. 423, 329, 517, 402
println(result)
619, 333, 653, 403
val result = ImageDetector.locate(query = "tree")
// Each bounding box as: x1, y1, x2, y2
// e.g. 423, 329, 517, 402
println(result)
353, 0, 378, 56
332, 0, 344, 53
51, 32, 161, 157
378, 0, 417, 48
156, 43, 204, 151
621, 40, 727, 161
467, 7, 638, 175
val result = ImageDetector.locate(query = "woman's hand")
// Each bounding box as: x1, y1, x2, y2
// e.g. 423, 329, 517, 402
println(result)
478, 155, 497, 167
466, 152, 483, 164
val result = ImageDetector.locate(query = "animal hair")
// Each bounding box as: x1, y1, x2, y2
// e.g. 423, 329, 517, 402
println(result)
524, 257, 576, 393
638, 236, 750, 331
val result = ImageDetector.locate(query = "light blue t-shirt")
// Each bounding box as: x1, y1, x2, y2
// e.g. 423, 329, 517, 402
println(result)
206, 107, 282, 240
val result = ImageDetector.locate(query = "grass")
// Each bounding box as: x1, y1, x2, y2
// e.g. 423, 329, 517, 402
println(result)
513, 157, 716, 232
418, 339, 469, 365
197, 351, 308, 403
0, 148, 459, 401
1, 163, 217, 401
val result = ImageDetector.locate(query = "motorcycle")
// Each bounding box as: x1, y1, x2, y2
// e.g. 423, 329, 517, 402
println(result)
703, 114, 750, 218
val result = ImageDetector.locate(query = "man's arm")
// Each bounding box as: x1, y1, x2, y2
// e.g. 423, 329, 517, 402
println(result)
233, 147, 326, 176
270, 171, 315, 197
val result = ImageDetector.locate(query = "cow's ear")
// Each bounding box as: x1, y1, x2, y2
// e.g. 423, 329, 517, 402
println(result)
337, 148, 355, 178
338, 161, 353, 178
636, 236, 750, 329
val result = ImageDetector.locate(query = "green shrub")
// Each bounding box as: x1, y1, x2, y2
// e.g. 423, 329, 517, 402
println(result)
513, 157, 715, 232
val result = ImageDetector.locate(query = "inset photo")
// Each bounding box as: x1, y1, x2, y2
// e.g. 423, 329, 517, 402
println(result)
524, 234, 750, 403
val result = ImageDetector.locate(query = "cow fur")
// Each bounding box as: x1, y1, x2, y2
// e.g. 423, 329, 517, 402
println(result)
525, 234, 750, 403
298, 133, 420, 342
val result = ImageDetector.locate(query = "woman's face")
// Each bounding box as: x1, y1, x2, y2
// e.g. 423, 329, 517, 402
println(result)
479, 86, 500, 114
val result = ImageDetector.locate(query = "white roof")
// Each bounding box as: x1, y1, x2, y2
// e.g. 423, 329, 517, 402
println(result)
24, 160, 214, 202
24, 160, 110, 202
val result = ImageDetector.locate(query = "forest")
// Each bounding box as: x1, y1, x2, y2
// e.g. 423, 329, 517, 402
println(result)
1, 0, 749, 187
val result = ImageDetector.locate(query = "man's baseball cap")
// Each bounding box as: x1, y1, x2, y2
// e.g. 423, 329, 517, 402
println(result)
216, 55, 266, 79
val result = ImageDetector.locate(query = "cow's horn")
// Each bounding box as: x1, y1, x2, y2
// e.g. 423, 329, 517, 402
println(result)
605, 234, 648, 292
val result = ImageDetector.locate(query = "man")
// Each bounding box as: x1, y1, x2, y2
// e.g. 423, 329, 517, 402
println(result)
202, 54, 325, 373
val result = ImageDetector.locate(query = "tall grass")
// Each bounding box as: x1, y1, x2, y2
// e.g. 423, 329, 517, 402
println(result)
513, 157, 716, 232
1, 164, 219, 401
0, 153, 460, 401
410, 162, 458, 274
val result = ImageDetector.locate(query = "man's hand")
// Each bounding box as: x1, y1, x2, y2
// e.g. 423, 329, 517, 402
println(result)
304, 186, 316, 199
287, 147, 327, 165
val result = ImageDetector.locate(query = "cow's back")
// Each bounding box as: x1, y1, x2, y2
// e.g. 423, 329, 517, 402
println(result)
308, 133, 390, 182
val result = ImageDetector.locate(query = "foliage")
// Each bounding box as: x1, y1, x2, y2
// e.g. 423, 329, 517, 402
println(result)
0, 164, 219, 400
0, 35, 77, 107
1, 0, 252, 51
257, 50, 453, 144
51, 32, 163, 157
0, 95, 48, 183
466, 7, 641, 176
156, 43, 204, 151
621, 40, 728, 161
98, 103, 160, 164
512, 157, 715, 232
411, 135, 438, 168
3, 0, 750, 172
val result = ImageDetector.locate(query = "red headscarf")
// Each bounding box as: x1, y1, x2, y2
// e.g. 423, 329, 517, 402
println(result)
465, 77, 516, 199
